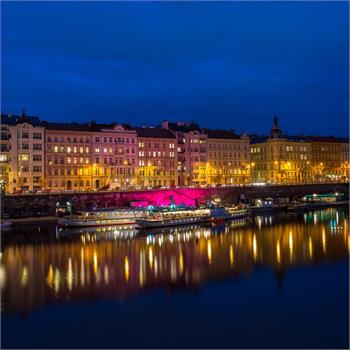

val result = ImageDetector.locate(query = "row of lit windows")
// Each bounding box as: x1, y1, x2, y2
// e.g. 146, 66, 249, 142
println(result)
138, 160, 176, 167
19, 154, 42, 162
17, 165, 42, 173
50, 146, 90, 154
138, 151, 175, 158
138, 142, 175, 149
47, 135, 90, 143
95, 136, 135, 144
209, 143, 248, 150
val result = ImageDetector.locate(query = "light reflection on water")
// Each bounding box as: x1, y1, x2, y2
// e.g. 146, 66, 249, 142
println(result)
0, 208, 348, 315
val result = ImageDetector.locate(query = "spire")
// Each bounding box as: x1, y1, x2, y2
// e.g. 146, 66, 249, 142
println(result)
270, 114, 283, 139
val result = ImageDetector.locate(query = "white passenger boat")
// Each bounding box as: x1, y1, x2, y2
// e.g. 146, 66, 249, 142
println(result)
57, 208, 148, 228
136, 207, 250, 229
57, 205, 196, 228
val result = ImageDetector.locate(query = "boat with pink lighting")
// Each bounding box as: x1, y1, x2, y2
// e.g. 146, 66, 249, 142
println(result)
136, 207, 250, 229
57, 204, 196, 228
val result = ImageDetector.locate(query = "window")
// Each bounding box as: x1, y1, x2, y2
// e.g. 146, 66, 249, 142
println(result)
33, 155, 42, 161
95, 147, 100, 153
33, 133, 42, 140
22, 165, 29, 172
21, 154, 29, 161
33, 177, 40, 184
33, 144, 42, 151
22, 144, 29, 150
33, 166, 42, 172
67, 146, 71, 153
22, 132, 29, 139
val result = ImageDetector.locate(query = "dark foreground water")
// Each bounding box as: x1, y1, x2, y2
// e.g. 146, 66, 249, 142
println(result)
1, 208, 349, 349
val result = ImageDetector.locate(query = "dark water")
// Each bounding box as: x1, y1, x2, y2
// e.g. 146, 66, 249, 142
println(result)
1, 208, 349, 349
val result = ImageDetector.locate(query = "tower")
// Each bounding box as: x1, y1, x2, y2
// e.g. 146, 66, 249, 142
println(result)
270, 115, 283, 139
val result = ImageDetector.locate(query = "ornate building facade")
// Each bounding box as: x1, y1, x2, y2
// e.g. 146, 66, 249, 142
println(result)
0, 113, 348, 193
136, 127, 178, 188
251, 117, 312, 184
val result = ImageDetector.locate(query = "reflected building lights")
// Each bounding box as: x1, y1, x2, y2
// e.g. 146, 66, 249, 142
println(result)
46, 265, 54, 288
67, 258, 73, 291
253, 235, 257, 261
276, 240, 281, 264
124, 256, 130, 282
179, 252, 184, 274
229, 245, 234, 266
289, 232, 294, 262
21, 266, 28, 287
207, 241, 212, 264
308, 237, 313, 259
322, 228, 327, 253
54, 268, 60, 294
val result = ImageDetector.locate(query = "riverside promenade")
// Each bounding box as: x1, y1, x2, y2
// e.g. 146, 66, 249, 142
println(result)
2, 182, 348, 218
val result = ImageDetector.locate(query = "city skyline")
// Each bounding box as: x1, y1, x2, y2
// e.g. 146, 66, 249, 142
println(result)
2, 2, 349, 136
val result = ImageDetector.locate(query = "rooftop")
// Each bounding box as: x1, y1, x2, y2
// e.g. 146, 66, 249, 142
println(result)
135, 127, 176, 139
204, 128, 240, 140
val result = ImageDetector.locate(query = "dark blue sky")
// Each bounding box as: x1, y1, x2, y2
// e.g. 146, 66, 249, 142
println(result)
2, 2, 349, 136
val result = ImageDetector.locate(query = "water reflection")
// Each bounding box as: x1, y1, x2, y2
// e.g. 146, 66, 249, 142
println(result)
1, 208, 348, 315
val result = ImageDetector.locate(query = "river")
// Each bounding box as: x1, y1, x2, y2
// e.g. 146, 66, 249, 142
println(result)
1, 207, 349, 348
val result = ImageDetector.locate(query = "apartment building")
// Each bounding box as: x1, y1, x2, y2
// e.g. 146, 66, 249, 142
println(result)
136, 127, 177, 188
44, 123, 93, 191
91, 124, 137, 189
162, 121, 208, 186
3, 114, 45, 192
250, 117, 312, 184
205, 129, 251, 185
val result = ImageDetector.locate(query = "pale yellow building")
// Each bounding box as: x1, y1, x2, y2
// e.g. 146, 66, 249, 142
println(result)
206, 129, 251, 185
250, 117, 312, 184
6, 114, 45, 193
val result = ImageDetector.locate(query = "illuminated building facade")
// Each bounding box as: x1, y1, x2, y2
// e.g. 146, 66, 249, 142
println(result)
91, 124, 137, 190
162, 121, 208, 186
2, 113, 45, 193
205, 129, 251, 185
136, 127, 178, 188
340, 142, 349, 181
250, 117, 312, 184
0, 113, 348, 193
303, 136, 349, 182
44, 125, 92, 191
0, 116, 11, 192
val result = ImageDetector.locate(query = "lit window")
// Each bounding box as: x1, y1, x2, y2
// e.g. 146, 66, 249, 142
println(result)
95, 147, 100, 153
21, 154, 29, 161
54, 146, 58, 153
67, 147, 71, 153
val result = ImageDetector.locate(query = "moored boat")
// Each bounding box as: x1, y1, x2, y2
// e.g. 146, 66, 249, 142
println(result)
136, 207, 250, 229
57, 208, 148, 228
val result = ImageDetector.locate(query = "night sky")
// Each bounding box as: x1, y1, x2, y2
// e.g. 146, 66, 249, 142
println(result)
2, 2, 349, 136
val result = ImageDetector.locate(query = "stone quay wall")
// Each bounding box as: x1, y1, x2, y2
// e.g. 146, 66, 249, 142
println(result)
2, 183, 349, 216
